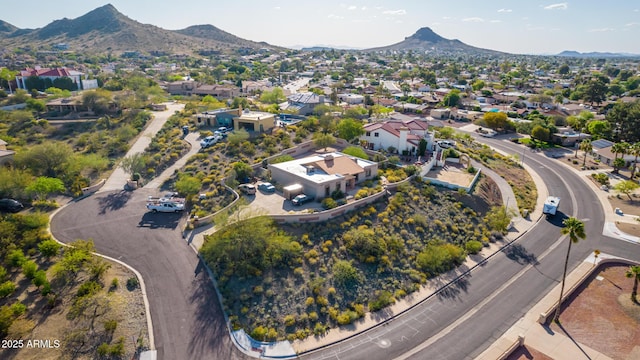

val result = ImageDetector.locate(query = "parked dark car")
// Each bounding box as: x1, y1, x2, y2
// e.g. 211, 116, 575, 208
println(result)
258, 182, 276, 193
292, 194, 313, 206
0, 198, 24, 213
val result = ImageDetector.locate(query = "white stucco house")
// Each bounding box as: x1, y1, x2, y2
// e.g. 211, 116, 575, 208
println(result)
268, 152, 378, 199
360, 119, 435, 155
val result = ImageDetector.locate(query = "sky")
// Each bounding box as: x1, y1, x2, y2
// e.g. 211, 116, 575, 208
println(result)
1, 1, 639, 55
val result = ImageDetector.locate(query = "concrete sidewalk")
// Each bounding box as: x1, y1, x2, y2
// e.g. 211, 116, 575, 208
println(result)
475, 255, 616, 360
144, 131, 201, 189
100, 102, 185, 192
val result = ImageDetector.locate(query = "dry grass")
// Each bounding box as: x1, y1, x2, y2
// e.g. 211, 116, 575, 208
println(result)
0, 262, 148, 360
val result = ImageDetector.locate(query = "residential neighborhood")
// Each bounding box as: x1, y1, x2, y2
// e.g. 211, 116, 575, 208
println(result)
0, 3, 639, 360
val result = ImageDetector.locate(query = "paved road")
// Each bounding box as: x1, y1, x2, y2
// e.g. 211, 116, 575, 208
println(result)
102, 103, 184, 192
301, 136, 640, 360
50, 188, 246, 359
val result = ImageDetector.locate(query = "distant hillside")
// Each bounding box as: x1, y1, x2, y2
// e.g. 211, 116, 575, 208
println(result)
175, 24, 271, 49
557, 50, 640, 58
0, 20, 18, 35
365, 27, 504, 55
0, 4, 278, 55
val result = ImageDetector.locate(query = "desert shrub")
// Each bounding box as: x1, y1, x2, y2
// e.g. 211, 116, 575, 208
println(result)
321, 198, 338, 209
38, 239, 61, 257
415, 243, 466, 277
251, 325, 268, 341
284, 314, 295, 327
0, 281, 16, 298
126, 277, 139, 289
332, 260, 361, 288
104, 319, 118, 332
76, 281, 102, 298
465, 240, 483, 254
591, 173, 610, 186
368, 290, 395, 312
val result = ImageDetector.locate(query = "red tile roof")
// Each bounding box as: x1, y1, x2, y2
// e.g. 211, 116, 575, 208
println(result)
19, 67, 74, 77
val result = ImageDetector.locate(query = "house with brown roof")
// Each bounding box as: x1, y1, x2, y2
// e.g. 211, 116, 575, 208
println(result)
360, 118, 434, 155
268, 152, 378, 199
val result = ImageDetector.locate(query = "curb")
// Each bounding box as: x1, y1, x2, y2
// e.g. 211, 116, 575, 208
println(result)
46, 199, 156, 356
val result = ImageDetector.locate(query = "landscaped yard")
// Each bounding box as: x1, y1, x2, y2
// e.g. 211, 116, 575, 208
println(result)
200, 177, 505, 341
549, 262, 640, 360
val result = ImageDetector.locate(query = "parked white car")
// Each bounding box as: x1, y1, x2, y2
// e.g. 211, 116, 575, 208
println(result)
200, 135, 221, 148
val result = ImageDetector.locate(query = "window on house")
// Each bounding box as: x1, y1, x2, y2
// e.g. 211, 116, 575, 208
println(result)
366, 131, 371, 136
374, 132, 379, 137
365, 169, 371, 177
325, 186, 330, 196
336, 183, 341, 191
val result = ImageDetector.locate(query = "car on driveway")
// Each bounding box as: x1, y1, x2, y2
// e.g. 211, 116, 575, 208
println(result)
238, 184, 256, 195
292, 194, 313, 206
200, 135, 221, 148
0, 198, 23, 213
258, 182, 276, 193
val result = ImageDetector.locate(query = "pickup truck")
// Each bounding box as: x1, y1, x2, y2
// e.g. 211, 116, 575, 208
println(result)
146, 201, 185, 213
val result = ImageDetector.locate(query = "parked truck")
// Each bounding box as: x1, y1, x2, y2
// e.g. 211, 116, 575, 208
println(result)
146, 200, 184, 213
543, 196, 560, 216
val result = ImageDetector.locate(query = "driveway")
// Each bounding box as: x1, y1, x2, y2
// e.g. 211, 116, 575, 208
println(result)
50, 189, 245, 360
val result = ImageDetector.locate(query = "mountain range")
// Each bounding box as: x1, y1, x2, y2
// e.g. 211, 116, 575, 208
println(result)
1, 4, 635, 57
0, 4, 276, 55
365, 27, 504, 55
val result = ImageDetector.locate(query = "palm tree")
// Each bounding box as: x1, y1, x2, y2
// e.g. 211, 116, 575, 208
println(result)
580, 139, 593, 167
626, 265, 640, 302
629, 142, 640, 178
554, 217, 586, 323
611, 141, 630, 173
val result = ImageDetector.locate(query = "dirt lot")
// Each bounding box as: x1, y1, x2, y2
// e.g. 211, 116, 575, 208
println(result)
425, 162, 476, 188
608, 195, 640, 216
616, 222, 640, 237
549, 262, 640, 360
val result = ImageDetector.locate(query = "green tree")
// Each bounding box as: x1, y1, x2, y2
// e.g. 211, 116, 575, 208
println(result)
579, 139, 593, 167
625, 265, 640, 302
38, 239, 62, 257
630, 142, 640, 177
232, 161, 253, 180
82, 89, 112, 115
336, 118, 365, 141
531, 125, 550, 142
26, 176, 65, 200
342, 146, 368, 160
442, 89, 461, 107
607, 101, 640, 143
313, 133, 336, 151
120, 153, 147, 179
471, 80, 485, 91
483, 112, 508, 130
554, 217, 586, 322
613, 180, 639, 201
485, 206, 513, 233
259, 87, 286, 104
227, 128, 250, 147
586, 120, 610, 139
0, 68, 17, 93
583, 78, 607, 106
14, 142, 73, 178
175, 176, 201, 197
332, 260, 361, 288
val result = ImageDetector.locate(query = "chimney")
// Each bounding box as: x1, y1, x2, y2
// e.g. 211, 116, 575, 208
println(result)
399, 126, 409, 151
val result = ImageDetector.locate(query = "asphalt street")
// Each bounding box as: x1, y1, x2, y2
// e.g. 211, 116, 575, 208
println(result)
49, 135, 640, 360
300, 137, 640, 360
49, 188, 246, 360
